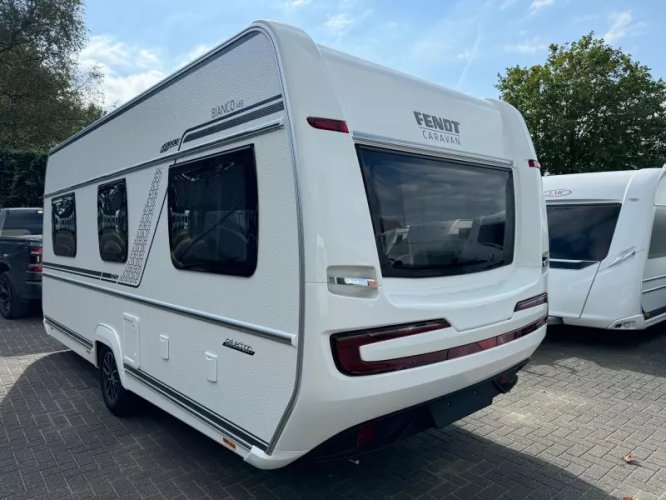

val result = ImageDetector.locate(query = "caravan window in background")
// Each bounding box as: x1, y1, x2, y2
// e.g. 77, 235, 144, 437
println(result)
357, 146, 515, 278
98, 179, 128, 263
52, 194, 77, 257
167, 146, 258, 277
547, 203, 621, 262
648, 207, 666, 259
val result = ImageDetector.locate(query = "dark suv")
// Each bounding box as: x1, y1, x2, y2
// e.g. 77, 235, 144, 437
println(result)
0, 208, 43, 318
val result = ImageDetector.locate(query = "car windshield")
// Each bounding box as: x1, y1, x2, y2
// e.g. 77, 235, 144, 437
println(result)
547, 203, 621, 261
1, 210, 43, 237
357, 146, 515, 278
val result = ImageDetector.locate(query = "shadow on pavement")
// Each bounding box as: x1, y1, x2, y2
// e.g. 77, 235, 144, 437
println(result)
537, 323, 666, 378
0, 348, 610, 499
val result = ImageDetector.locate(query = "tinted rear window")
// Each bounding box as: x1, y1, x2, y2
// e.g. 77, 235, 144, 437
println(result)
1, 210, 43, 236
547, 204, 621, 261
357, 146, 515, 278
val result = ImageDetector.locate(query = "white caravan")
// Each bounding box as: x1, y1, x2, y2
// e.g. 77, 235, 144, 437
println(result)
544, 169, 666, 330
42, 21, 548, 469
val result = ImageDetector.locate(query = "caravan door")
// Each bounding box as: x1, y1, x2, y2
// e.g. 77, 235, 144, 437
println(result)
547, 203, 621, 319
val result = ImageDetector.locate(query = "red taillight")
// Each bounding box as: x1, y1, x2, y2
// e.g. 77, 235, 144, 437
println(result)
331, 320, 450, 376
306, 116, 349, 133
514, 293, 548, 312
28, 246, 42, 272
528, 159, 541, 168
331, 316, 546, 376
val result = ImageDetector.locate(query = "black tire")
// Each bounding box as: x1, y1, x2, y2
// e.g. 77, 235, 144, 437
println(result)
99, 346, 135, 417
0, 272, 29, 319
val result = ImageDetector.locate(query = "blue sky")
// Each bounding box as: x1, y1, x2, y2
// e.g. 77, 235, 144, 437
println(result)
81, 0, 665, 109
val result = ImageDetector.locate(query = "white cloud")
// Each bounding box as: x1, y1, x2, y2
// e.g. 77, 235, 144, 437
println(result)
530, 0, 554, 12
291, 0, 310, 5
79, 35, 165, 109
504, 37, 548, 54
325, 13, 354, 35
604, 10, 633, 44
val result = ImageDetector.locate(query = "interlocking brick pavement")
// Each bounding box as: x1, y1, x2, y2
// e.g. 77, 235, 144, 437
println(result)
1, 312, 664, 499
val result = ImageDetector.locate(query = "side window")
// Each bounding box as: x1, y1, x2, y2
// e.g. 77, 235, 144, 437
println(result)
98, 179, 128, 263
168, 146, 259, 277
649, 206, 666, 259
52, 194, 77, 257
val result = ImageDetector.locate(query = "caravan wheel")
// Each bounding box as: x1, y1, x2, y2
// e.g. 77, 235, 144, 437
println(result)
99, 346, 136, 417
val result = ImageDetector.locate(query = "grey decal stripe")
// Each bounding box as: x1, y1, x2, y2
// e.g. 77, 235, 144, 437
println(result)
183, 101, 284, 144
124, 366, 268, 450
119, 168, 164, 287
44, 316, 93, 349
179, 94, 282, 148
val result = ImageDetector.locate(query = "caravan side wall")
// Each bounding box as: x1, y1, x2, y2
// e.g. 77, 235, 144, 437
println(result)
642, 175, 666, 323
43, 29, 302, 455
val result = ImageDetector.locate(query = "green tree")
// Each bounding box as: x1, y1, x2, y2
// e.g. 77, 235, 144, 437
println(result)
497, 33, 666, 175
0, 0, 103, 152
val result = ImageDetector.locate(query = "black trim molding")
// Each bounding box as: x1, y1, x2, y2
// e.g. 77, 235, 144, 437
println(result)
182, 99, 284, 145
43, 262, 118, 282
549, 260, 597, 270
124, 366, 268, 450
44, 316, 93, 349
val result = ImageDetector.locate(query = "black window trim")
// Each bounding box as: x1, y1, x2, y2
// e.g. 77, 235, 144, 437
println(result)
648, 205, 666, 260
97, 178, 129, 263
167, 144, 259, 278
356, 144, 516, 279
546, 201, 622, 263
52, 192, 77, 257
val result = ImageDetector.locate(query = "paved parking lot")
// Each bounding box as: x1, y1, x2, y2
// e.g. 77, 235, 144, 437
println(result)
1, 314, 665, 500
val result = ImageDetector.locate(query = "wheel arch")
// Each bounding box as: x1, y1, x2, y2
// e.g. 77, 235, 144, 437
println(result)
94, 323, 127, 385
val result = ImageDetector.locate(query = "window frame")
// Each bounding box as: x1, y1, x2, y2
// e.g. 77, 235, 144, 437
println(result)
51, 193, 77, 257
356, 145, 516, 279
546, 202, 621, 263
167, 145, 259, 277
97, 178, 129, 263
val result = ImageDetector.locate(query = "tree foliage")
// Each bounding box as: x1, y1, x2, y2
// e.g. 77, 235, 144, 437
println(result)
497, 33, 666, 175
0, 0, 103, 151
0, 150, 46, 207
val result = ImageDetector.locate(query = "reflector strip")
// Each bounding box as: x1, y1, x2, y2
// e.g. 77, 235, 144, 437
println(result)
307, 116, 349, 133
332, 315, 547, 376
514, 293, 548, 311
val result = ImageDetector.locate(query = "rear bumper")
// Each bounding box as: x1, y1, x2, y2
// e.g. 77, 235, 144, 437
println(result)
22, 279, 42, 301
309, 359, 529, 461
273, 317, 546, 460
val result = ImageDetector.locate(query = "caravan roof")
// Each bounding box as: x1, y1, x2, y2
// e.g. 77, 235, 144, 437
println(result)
544, 169, 665, 203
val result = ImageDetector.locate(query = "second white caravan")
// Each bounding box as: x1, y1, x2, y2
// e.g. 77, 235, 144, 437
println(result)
42, 21, 548, 469
544, 169, 666, 329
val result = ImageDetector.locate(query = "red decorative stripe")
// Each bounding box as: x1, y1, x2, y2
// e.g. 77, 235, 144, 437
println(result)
332, 315, 547, 376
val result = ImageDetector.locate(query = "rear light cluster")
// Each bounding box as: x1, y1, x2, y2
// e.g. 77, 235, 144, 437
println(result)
514, 293, 547, 312
306, 116, 349, 133
28, 245, 42, 273
331, 313, 547, 376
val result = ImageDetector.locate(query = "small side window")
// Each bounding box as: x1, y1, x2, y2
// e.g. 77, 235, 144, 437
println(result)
649, 206, 666, 259
167, 146, 259, 277
98, 179, 128, 263
52, 194, 77, 257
